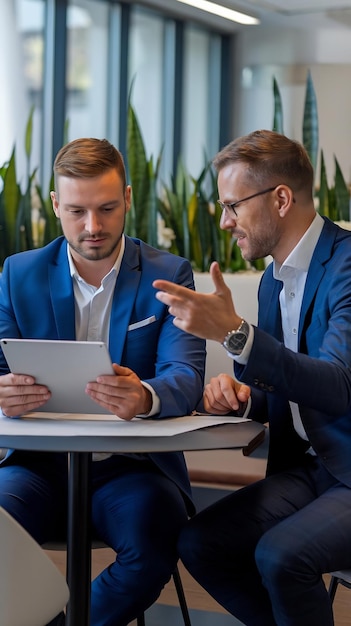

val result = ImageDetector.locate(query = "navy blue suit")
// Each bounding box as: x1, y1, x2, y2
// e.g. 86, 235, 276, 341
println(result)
179, 218, 351, 626
0, 236, 205, 625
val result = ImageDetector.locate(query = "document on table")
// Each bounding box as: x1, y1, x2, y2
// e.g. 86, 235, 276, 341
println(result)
15, 412, 250, 436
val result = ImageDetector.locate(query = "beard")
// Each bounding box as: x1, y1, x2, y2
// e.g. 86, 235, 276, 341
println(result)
236, 222, 280, 262
68, 233, 122, 262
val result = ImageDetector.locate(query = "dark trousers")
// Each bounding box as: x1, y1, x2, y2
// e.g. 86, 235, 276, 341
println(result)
178, 455, 351, 626
0, 451, 188, 626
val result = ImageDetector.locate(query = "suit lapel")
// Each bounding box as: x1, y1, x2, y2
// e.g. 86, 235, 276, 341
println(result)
298, 218, 335, 345
108, 237, 141, 363
48, 242, 76, 339
46, 237, 143, 358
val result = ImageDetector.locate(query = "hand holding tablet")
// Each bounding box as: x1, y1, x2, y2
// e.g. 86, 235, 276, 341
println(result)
0, 339, 114, 414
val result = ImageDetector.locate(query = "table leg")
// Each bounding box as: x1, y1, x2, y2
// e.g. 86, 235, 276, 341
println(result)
66, 451, 92, 626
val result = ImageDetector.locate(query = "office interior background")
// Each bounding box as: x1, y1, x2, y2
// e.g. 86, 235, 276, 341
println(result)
1, 0, 351, 196
1, 3, 351, 624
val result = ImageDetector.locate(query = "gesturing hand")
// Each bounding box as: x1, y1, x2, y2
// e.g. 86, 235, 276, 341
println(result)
153, 261, 242, 343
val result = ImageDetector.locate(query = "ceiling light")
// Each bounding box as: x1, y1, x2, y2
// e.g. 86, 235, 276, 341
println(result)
175, 0, 260, 24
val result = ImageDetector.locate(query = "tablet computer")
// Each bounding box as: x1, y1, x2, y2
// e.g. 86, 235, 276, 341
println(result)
0, 338, 115, 414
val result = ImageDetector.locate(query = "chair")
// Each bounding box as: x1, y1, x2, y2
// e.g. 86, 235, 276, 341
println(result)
0, 506, 69, 626
328, 569, 351, 603
43, 540, 191, 626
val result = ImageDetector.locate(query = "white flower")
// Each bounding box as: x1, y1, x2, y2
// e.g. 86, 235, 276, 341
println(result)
157, 215, 176, 249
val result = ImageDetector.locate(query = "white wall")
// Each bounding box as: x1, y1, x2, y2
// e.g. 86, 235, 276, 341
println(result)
234, 25, 351, 185
194, 271, 261, 384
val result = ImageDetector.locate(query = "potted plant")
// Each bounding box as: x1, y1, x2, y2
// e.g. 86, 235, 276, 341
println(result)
126, 101, 265, 275
0, 107, 61, 268
272, 71, 350, 224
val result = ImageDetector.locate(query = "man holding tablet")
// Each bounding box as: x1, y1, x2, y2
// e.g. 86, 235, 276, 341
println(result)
0, 138, 205, 626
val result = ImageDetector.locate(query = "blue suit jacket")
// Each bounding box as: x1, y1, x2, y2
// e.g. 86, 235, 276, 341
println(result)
0, 236, 206, 514
235, 217, 351, 486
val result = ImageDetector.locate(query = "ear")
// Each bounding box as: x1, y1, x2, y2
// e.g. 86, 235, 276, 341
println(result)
50, 191, 60, 218
125, 185, 132, 214
275, 185, 295, 218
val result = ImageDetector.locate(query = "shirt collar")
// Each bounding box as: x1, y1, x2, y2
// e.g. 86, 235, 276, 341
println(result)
273, 213, 324, 278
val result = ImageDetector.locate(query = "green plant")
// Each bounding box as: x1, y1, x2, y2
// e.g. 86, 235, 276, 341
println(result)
272, 71, 350, 221
126, 102, 264, 273
0, 108, 61, 267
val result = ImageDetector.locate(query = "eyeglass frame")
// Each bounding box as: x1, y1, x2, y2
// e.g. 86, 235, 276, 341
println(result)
217, 186, 277, 218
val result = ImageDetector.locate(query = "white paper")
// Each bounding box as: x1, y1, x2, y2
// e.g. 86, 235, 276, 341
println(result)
11, 412, 249, 437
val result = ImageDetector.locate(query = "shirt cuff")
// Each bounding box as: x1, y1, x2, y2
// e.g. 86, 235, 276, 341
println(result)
137, 382, 160, 417
240, 396, 252, 419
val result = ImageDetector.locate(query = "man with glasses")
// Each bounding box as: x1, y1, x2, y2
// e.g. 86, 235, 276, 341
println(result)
154, 129, 351, 626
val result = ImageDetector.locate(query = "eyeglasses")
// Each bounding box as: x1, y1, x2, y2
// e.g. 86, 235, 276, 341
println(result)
217, 186, 277, 218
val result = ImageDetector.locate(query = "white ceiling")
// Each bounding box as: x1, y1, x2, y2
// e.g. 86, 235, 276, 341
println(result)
225, 0, 351, 30
134, 0, 351, 32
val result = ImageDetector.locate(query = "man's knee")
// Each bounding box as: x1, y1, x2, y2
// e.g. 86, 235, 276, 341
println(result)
255, 529, 301, 586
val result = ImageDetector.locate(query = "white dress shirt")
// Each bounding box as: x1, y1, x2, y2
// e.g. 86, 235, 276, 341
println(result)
230, 213, 324, 447
67, 235, 160, 460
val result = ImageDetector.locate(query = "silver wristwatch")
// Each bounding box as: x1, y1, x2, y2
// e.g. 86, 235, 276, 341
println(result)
222, 319, 250, 355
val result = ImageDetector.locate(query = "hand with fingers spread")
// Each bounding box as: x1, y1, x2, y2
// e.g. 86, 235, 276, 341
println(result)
153, 261, 243, 342
85, 363, 152, 421
0, 372, 51, 417
203, 373, 251, 415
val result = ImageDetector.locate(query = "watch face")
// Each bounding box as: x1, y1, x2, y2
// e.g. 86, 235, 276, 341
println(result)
228, 332, 248, 353
223, 321, 249, 355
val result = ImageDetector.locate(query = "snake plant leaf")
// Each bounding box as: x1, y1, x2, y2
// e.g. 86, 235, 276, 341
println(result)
208, 207, 221, 268
174, 157, 191, 202
35, 181, 62, 245
16, 169, 37, 251
24, 105, 34, 162
302, 70, 319, 177
126, 103, 149, 224
1, 148, 20, 260
146, 159, 159, 249
126, 103, 164, 243
161, 160, 188, 257
334, 156, 350, 221
272, 77, 284, 134
162, 185, 184, 257
196, 189, 212, 272
207, 164, 218, 204
317, 150, 330, 218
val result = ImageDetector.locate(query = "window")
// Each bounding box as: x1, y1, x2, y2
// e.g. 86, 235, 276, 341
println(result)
0, 0, 44, 184
0, 0, 230, 189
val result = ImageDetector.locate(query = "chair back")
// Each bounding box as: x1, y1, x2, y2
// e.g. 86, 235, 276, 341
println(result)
0, 506, 69, 626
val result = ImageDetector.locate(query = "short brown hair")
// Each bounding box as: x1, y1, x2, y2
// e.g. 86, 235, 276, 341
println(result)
53, 137, 127, 193
213, 130, 314, 196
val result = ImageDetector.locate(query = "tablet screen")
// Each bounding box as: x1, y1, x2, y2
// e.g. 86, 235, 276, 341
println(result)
0, 339, 114, 414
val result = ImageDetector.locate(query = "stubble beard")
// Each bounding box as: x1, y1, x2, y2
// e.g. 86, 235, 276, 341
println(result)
239, 224, 280, 262
69, 233, 122, 262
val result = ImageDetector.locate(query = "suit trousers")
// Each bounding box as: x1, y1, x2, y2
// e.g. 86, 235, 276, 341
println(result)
178, 454, 351, 626
0, 451, 188, 626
